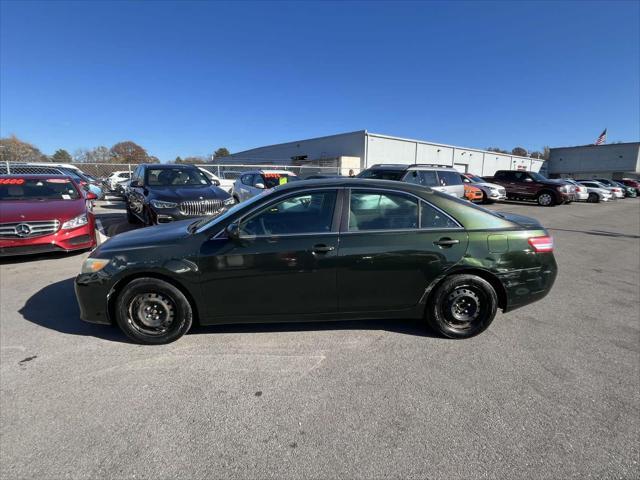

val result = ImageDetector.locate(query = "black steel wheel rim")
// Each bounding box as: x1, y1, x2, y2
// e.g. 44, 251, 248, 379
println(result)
442, 285, 487, 332
128, 292, 177, 336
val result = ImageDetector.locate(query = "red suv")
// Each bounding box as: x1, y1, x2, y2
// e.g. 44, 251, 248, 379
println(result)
0, 175, 97, 256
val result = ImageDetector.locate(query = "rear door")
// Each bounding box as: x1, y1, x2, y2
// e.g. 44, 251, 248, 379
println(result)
337, 188, 468, 312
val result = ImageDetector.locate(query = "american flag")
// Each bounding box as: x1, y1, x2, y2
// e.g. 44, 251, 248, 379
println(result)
594, 128, 607, 145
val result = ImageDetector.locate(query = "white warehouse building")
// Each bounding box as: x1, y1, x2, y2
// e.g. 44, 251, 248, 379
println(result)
218, 130, 544, 176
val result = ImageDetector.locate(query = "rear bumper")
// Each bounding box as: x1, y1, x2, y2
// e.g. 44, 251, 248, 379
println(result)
0, 224, 96, 257
499, 253, 558, 312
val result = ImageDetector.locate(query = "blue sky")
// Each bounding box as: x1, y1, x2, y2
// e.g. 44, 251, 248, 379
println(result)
1, 0, 638, 160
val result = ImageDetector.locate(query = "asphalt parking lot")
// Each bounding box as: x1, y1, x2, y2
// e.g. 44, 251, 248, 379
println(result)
1, 198, 639, 479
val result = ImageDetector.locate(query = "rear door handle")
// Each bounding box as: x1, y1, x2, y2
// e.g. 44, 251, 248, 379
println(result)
312, 244, 335, 253
434, 238, 460, 248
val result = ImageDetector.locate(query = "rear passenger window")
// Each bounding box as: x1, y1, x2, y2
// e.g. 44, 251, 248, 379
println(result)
437, 171, 462, 186
403, 171, 438, 187
349, 191, 418, 231
420, 202, 459, 229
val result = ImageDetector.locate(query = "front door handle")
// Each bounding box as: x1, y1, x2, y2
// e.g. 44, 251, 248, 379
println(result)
434, 238, 460, 248
312, 244, 335, 253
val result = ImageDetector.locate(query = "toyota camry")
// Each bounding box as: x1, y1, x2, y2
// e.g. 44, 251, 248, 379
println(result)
75, 178, 557, 344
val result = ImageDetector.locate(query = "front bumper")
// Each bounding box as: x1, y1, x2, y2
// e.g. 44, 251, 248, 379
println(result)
487, 190, 507, 200
75, 272, 113, 325
0, 224, 96, 257
149, 206, 227, 224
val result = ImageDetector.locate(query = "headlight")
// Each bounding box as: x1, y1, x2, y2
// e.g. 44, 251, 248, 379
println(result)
61, 213, 88, 230
223, 197, 234, 206
81, 258, 110, 274
151, 200, 178, 209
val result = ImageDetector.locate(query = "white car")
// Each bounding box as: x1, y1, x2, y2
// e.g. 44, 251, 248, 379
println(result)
106, 171, 131, 191
196, 167, 235, 194
577, 181, 614, 203
461, 174, 507, 203
562, 179, 589, 201
231, 169, 298, 203
577, 179, 624, 199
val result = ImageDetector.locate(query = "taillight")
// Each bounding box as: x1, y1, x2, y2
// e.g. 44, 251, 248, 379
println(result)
528, 235, 554, 253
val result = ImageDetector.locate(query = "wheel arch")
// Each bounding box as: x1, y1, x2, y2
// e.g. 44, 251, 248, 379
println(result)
423, 268, 508, 313
108, 272, 201, 326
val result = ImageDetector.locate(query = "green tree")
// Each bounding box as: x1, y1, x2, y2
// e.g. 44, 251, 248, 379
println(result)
511, 147, 528, 157
175, 156, 183, 163
52, 149, 72, 163
530, 151, 544, 159
110, 141, 149, 164
213, 147, 230, 159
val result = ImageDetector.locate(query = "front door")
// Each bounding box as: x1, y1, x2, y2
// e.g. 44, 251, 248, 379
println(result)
337, 189, 468, 312
198, 189, 341, 321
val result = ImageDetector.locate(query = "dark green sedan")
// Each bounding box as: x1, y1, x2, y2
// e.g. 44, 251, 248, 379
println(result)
75, 178, 557, 344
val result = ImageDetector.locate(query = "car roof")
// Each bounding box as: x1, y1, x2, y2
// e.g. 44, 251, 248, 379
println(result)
272, 177, 437, 195
142, 163, 198, 169
243, 169, 297, 175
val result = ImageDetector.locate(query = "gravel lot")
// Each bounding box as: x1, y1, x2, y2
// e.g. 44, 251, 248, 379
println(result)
1, 198, 639, 479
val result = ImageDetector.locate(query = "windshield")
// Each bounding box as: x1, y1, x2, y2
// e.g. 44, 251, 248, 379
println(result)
529, 172, 548, 182
0, 178, 81, 200
146, 168, 211, 187
190, 190, 269, 232
358, 169, 405, 181
260, 173, 297, 189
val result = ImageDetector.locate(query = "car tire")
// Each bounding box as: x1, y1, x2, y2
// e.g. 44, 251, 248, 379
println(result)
536, 191, 556, 207
426, 274, 498, 339
115, 278, 193, 345
481, 192, 494, 204
587, 192, 600, 203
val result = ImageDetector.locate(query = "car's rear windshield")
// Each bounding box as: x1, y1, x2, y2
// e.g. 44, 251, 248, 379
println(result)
260, 173, 298, 189
358, 169, 405, 181
146, 168, 211, 186
0, 178, 81, 200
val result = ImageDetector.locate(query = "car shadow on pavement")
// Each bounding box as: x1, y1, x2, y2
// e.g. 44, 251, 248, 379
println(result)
190, 317, 439, 339
20, 277, 438, 343
0, 250, 87, 265
19, 277, 130, 343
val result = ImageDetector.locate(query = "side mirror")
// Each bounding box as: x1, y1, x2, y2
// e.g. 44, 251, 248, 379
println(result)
524, 177, 533, 182
213, 179, 221, 186
254, 182, 265, 189
226, 222, 241, 240
130, 180, 140, 188
85, 192, 98, 200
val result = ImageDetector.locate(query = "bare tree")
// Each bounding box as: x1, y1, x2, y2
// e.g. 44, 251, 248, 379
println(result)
110, 141, 149, 164
0, 135, 48, 162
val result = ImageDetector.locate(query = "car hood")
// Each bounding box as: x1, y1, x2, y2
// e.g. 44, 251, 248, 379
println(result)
149, 185, 230, 201
473, 181, 505, 190
98, 219, 193, 252
494, 212, 543, 229
0, 199, 86, 223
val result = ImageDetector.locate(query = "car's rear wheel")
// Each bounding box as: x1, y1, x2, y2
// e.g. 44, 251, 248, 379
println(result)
427, 274, 498, 339
587, 192, 600, 203
115, 278, 193, 344
536, 191, 556, 207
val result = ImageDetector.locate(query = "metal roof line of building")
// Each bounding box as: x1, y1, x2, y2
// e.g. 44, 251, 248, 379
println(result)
365, 131, 537, 161
549, 142, 640, 151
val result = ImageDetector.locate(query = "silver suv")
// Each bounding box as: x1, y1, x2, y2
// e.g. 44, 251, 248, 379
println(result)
231, 169, 298, 203
358, 164, 465, 198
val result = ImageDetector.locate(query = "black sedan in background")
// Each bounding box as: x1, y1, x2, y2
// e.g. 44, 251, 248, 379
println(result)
126, 164, 233, 226
76, 178, 557, 345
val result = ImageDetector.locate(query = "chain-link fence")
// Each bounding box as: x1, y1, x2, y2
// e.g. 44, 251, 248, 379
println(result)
1, 161, 353, 180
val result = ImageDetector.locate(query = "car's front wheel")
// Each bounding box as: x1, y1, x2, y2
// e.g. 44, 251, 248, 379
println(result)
427, 274, 498, 339
537, 191, 556, 207
115, 278, 193, 344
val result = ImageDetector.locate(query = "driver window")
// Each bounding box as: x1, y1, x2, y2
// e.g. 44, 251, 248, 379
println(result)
240, 190, 337, 236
